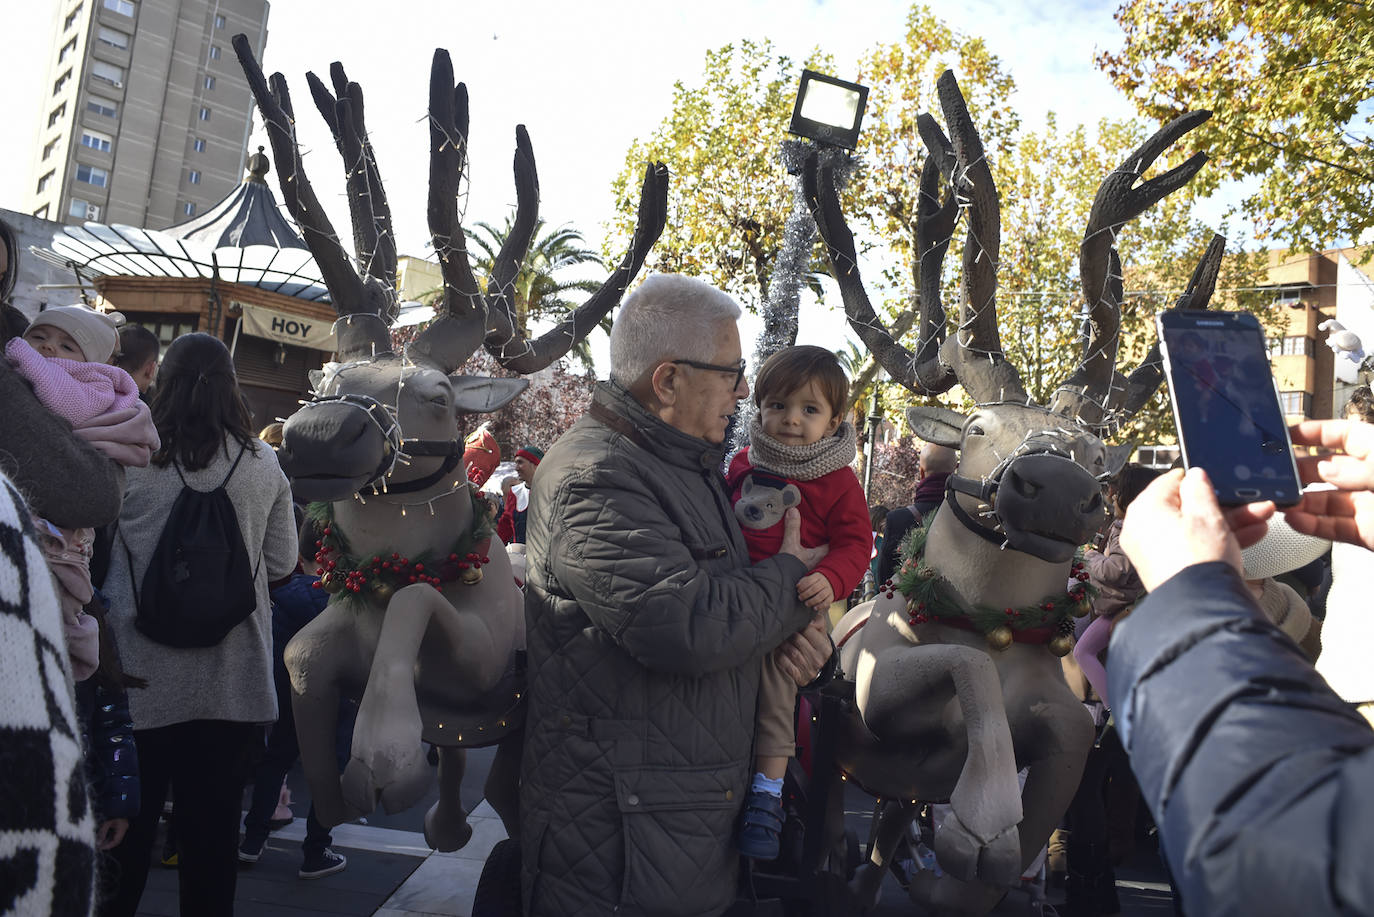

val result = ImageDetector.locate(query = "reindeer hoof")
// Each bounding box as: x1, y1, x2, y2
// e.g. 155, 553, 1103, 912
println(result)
848, 863, 885, 912
423, 800, 474, 852
341, 748, 432, 817
933, 812, 1021, 888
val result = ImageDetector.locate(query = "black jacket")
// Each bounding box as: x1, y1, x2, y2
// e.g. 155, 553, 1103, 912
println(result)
75, 678, 140, 821
1108, 561, 1374, 916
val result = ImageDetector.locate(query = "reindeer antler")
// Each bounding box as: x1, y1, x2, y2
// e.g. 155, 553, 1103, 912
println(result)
1051, 110, 1211, 423
1103, 233, 1226, 433
233, 34, 396, 361
305, 63, 397, 299
487, 161, 669, 374
806, 147, 948, 395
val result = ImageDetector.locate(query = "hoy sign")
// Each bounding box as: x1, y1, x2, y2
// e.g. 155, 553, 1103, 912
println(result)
239, 302, 337, 351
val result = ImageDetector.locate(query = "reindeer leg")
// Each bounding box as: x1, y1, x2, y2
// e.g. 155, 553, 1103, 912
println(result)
285, 607, 366, 828
422, 746, 473, 852
851, 799, 917, 912
482, 730, 523, 842
341, 584, 446, 816
859, 643, 1022, 888
1005, 676, 1095, 873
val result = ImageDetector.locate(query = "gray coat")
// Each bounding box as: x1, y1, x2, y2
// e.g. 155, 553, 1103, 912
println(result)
520, 382, 812, 917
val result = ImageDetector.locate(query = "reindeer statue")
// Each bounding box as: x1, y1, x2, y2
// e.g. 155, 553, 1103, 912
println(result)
806, 71, 1224, 914
232, 36, 667, 849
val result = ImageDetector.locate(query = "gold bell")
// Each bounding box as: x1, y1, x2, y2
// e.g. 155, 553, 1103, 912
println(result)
986, 625, 1014, 652
1071, 600, 1092, 618
371, 581, 395, 603
460, 566, 483, 585
321, 572, 344, 594
1048, 633, 1075, 657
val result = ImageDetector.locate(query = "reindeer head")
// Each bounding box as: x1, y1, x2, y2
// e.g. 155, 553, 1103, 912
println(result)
808, 71, 1224, 563
233, 38, 667, 504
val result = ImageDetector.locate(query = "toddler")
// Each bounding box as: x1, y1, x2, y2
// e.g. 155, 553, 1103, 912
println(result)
4, 305, 159, 679
725, 345, 871, 859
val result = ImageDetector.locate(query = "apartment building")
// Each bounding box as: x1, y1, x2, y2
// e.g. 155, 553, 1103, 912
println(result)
26, 0, 269, 230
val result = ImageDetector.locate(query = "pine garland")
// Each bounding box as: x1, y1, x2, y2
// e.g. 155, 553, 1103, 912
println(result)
306, 491, 497, 603
884, 509, 1095, 636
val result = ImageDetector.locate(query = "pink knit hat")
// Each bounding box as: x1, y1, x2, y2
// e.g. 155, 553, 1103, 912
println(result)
25, 305, 123, 363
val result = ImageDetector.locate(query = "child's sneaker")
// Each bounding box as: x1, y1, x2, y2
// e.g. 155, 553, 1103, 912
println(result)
737, 789, 784, 860
298, 847, 347, 879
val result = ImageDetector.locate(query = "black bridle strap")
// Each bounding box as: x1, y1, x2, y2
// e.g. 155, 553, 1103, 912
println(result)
943, 482, 1008, 548
378, 451, 464, 495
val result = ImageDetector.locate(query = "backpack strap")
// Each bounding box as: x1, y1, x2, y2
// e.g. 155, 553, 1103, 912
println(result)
219, 441, 250, 488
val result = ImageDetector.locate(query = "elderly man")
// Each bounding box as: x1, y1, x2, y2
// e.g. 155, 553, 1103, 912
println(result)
520, 274, 830, 916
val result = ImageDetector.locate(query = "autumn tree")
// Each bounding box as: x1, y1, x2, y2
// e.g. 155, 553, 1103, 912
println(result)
1097, 0, 1374, 253
605, 39, 834, 308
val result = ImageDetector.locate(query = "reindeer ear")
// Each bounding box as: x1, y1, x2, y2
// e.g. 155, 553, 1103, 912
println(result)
905, 406, 965, 448
1104, 444, 1134, 477
448, 375, 529, 414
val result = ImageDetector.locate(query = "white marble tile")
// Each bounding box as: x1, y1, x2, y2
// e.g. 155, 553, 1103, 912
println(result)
431, 815, 507, 861
380, 854, 487, 916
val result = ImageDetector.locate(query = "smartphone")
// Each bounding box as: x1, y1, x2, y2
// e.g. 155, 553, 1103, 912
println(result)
1158, 310, 1302, 506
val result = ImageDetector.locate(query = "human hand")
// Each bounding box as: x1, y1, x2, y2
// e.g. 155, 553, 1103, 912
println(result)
96, 817, 128, 850
797, 571, 835, 612
1120, 467, 1274, 592
773, 610, 832, 687
1284, 419, 1374, 550
779, 508, 829, 569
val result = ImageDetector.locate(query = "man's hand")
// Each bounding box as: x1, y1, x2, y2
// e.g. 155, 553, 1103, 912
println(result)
96, 817, 128, 850
1120, 467, 1275, 592
779, 507, 829, 569
773, 610, 832, 687
1285, 419, 1374, 550
797, 572, 835, 612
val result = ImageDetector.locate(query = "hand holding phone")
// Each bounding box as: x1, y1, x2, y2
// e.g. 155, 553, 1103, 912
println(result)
1158, 310, 1302, 506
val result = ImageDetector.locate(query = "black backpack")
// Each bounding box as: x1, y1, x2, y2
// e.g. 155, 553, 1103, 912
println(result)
124, 443, 261, 648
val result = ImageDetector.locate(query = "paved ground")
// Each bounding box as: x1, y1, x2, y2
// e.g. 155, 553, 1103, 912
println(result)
132, 746, 1175, 916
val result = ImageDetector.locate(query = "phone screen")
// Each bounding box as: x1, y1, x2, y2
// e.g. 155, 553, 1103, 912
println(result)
1159, 311, 1301, 505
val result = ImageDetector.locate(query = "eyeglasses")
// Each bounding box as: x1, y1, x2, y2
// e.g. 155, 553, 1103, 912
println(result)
672, 358, 747, 390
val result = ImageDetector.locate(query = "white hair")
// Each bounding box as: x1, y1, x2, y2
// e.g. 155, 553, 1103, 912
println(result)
609, 274, 742, 385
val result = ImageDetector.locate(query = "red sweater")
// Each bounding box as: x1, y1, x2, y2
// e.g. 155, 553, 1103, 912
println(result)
726, 448, 872, 601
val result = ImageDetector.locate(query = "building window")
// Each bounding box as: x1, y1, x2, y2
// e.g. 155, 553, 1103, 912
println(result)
33, 204, 51, 220
47, 103, 67, 127
37, 170, 56, 193
64, 5, 83, 31
209, 44, 221, 59
198, 106, 211, 121
59, 37, 78, 63
97, 26, 130, 50
87, 96, 118, 118
193, 137, 206, 153
42, 138, 61, 160
81, 129, 113, 153
91, 60, 124, 87
1267, 335, 1313, 357
181, 202, 196, 216
1278, 391, 1311, 416
214, 13, 225, 28
1273, 287, 1304, 308
76, 164, 109, 187
54, 70, 73, 95
188, 170, 201, 185
69, 198, 100, 220
203, 75, 215, 90
102, 0, 135, 16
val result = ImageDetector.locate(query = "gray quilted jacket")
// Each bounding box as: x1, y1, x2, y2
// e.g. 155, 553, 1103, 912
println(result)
520, 381, 812, 916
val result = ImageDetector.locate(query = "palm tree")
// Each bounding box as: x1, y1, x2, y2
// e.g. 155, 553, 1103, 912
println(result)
466, 217, 608, 373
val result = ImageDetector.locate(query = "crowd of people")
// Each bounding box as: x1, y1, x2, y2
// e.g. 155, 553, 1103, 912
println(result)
4, 211, 1374, 917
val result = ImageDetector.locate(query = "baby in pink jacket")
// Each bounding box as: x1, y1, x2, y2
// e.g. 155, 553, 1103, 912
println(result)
5, 305, 160, 680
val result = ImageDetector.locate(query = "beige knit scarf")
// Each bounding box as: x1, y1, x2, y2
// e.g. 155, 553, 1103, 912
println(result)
746, 413, 857, 482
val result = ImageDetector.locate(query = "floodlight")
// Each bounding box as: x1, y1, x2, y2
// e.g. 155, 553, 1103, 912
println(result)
787, 69, 869, 150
